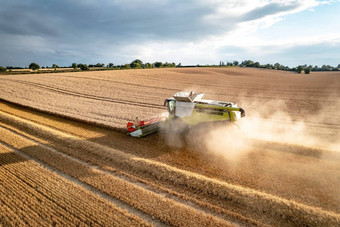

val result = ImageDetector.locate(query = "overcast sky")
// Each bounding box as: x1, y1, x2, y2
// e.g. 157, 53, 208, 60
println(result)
0, 0, 339, 67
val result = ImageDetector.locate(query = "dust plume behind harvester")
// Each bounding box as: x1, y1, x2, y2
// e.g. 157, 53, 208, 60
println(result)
127, 91, 245, 138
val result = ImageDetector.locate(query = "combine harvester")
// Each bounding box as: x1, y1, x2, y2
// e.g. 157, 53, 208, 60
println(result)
127, 91, 245, 138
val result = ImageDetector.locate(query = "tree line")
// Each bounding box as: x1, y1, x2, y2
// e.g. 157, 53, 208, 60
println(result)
218, 60, 340, 74
1, 59, 339, 73
0, 59, 177, 72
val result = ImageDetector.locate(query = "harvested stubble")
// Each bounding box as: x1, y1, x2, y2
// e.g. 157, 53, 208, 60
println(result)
1, 100, 339, 216
0, 144, 150, 226
0, 120, 233, 226
1, 110, 339, 226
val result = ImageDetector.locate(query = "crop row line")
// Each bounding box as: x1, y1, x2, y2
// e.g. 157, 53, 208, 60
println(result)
0, 121, 257, 225
0, 113, 260, 225
3, 78, 165, 110
0, 123, 233, 226
0, 143, 151, 226
1, 110, 339, 226
0, 150, 76, 225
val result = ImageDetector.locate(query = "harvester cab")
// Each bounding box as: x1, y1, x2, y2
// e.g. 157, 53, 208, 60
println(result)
127, 91, 245, 138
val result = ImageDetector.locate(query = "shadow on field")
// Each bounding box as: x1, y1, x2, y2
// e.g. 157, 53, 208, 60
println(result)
87, 130, 174, 159
19, 145, 100, 179
0, 152, 27, 166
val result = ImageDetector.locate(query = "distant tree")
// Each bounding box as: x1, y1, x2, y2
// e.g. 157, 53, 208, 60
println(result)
247, 60, 255, 67
95, 63, 105, 67
52, 64, 59, 69
72, 63, 77, 69
130, 59, 143, 69
296, 65, 304, 73
131, 59, 143, 65
29, 63, 40, 70
123, 64, 131, 69
118, 64, 130, 69
265, 64, 273, 69
321, 65, 331, 71
241, 60, 254, 67
304, 68, 311, 74
77, 64, 89, 70
144, 62, 152, 68
154, 62, 163, 68
0, 66, 6, 72
254, 62, 260, 68
233, 61, 239, 66
312, 65, 319, 71
281, 65, 289, 70
176, 63, 182, 67
131, 62, 141, 68
274, 63, 281, 69
163, 62, 176, 67
163, 62, 172, 67
6, 66, 23, 69
108, 63, 114, 68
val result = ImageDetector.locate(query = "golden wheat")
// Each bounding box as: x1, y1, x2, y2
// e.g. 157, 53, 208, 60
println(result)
0, 143, 151, 226
1, 68, 339, 128
0, 125, 232, 226
1, 67, 339, 226
1, 110, 339, 226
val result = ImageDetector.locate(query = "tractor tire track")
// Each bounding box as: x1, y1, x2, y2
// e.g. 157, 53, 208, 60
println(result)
0, 135, 164, 226
0, 144, 152, 226
54, 74, 180, 92
2, 78, 165, 110
0, 108, 339, 226
0, 116, 239, 226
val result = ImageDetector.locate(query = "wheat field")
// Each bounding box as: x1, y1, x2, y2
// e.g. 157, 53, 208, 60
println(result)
0, 67, 339, 226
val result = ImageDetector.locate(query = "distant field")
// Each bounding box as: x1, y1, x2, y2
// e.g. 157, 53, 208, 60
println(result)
3, 67, 114, 74
0, 67, 339, 225
7, 68, 75, 72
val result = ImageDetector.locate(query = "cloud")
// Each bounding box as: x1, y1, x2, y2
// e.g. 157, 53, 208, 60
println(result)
241, 1, 310, 21
217, 34, 340, 66
0, 0, 337, 67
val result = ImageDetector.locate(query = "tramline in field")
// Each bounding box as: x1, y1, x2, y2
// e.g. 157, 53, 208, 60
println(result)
127, 91, 246, 138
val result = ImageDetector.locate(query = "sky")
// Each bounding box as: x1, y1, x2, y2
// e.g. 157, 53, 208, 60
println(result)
0, 0, 339, 68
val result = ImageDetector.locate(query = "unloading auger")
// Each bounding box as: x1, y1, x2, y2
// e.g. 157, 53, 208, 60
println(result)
127, 91, 245, 138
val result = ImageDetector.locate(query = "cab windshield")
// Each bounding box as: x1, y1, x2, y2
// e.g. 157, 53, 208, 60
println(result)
165, 100, 175, 115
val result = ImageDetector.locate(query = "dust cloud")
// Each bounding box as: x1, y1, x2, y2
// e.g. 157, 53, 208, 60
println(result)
200, 98, 340, 161
157, 93, 340, 212
160, 117, 189, 148
159, 87, 339, 161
